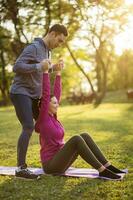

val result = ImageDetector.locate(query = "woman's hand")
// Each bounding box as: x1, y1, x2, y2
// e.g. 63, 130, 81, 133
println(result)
40, 59, 51, 72
53, 59, 64, 72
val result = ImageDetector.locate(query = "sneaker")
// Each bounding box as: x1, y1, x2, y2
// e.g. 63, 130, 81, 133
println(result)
99, 168, 121, 180
15, 165, 40, 180
107, 165, 126, 174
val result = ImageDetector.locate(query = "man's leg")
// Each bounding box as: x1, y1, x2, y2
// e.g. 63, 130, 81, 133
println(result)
10, 94, 40, 179
10, 94, 34, 167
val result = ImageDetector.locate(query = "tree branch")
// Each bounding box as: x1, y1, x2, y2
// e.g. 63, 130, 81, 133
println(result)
66, 43, 96, 94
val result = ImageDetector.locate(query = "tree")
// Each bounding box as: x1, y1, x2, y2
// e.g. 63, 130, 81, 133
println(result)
0, 0, 132, 105
0, 27, 14, 104
117, 50, 133, 89
0, 0, 83, 105
66, 0, 131, 104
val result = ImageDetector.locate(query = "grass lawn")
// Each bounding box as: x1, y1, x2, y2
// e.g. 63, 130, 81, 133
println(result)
0, 102, 133, 200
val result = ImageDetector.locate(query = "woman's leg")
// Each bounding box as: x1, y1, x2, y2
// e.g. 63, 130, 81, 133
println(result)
43, 135, 103, 174
80, 133, 109, 166
80, 133, 125, 174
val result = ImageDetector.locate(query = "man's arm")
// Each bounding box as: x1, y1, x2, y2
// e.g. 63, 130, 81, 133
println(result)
13, 44, 41, 74
13, 44, 51, 74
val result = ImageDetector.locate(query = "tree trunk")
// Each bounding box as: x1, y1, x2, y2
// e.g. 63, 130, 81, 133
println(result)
0, 50, 8, 105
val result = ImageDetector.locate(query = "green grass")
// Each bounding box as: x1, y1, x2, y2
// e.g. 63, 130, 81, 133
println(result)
0, 103, 133, 200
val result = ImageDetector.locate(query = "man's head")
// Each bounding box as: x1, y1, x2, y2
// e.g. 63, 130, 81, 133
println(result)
45, 24, 68, 49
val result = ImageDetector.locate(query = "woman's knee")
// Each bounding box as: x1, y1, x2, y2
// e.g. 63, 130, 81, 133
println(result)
71, 135, 83, 145
80, 132, 91, 139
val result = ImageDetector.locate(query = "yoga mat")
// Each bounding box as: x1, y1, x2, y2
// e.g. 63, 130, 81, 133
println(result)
0, 166, 127, 180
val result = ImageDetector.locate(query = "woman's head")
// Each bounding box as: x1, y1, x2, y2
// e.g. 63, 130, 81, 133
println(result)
48, 95, 59, 115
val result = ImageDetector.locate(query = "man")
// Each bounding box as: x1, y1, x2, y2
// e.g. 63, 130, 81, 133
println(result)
10, 24, 68, 179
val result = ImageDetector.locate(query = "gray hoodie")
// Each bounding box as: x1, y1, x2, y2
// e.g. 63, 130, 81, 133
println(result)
10, 38, 50, 98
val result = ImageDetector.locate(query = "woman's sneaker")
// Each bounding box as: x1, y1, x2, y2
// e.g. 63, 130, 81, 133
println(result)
99, 168, 121, 180
107, 165, 126, 174
15, 165, 40, 180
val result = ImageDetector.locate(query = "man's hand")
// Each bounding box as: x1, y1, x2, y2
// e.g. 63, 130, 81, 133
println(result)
40, 59, 51, 72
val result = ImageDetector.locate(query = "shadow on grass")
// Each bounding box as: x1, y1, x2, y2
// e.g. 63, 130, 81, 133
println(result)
0, 174, 68, 200
64, 173, 133, 200
0, 104, 133, 200
0, 174, 109, 200
0, 173, 132, 200
0, 170, 133, 200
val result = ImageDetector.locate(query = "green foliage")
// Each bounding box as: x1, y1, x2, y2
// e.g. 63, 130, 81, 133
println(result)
0, 99, 133, 200
0, 26, 14, 103
108, 50, 133, 91
0, 0, 133, 105
0, 27, 13, 62
117, 50, 133, 89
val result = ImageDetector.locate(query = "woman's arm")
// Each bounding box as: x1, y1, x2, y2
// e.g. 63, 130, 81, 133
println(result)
35, 68, 50, 132
53, 72, 62, 103
39, 72, 50, 119
53, 59, 63, 102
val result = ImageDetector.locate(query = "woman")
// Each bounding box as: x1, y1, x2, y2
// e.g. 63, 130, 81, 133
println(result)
35, 62, 125, 180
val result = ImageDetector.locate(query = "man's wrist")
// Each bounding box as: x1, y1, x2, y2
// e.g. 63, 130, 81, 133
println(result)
36, 62, 53, 73
36, 63, 43, 72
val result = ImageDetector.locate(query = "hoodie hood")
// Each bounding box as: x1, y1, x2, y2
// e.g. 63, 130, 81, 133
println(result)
34, 38, 47, 49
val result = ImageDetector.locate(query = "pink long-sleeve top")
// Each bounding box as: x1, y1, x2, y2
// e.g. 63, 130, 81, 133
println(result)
35, 73, 65, 163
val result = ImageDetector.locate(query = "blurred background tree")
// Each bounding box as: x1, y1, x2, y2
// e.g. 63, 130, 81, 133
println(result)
0, 0, 133, 105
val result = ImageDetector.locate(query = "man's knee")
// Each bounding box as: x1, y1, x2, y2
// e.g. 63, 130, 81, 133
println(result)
23, 123, 34, 135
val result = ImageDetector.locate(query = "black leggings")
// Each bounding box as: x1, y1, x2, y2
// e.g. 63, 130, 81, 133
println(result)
10, 93, 39, 166
43, 133, 108, 174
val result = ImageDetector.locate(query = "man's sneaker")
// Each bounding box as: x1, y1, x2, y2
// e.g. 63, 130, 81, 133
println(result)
15, 165, 40, 180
